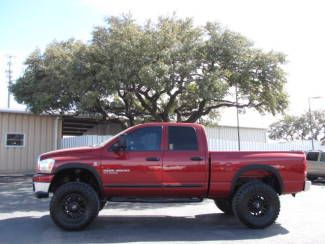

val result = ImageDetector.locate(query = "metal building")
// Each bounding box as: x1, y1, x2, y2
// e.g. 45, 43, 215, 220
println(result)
205, 125, 267, 143
0, 109, 61, 174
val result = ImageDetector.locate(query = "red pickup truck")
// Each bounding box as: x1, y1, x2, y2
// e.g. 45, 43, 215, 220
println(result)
33, 122, 310, 230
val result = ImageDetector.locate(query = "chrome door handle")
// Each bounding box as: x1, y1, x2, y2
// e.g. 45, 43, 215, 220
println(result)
190, 156, 203, 161
146, 157, 160, 161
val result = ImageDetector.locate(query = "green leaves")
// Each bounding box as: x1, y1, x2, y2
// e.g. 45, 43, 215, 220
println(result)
269, 111, 325, 143
11, 15, 289, 126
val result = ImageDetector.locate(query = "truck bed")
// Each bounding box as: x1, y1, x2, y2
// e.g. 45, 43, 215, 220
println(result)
208, 151, 306, 198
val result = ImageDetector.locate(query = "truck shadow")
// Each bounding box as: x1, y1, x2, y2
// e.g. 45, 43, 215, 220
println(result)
0, 177, 204, 213
0, 213, 289, 243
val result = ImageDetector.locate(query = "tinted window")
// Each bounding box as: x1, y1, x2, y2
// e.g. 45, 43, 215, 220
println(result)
6, 134, 24, 147
320, 153, 325, 163
168, 126, 198, 151
126, 126, 162, 151
306, 152, 319, 161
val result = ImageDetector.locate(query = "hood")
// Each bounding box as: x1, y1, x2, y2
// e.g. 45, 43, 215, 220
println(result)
40, 146, 96, 159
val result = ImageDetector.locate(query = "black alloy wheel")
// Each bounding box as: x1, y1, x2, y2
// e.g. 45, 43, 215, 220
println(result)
50, 182, 100, 230
232, 181, 280, 229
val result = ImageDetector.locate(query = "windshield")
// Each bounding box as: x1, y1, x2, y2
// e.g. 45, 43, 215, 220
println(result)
93, 128, 129, 147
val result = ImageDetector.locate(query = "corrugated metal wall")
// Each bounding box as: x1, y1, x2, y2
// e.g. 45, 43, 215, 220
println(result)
0, 112, 61, 174
205, 126, 267, 143
62, 135, 112, 148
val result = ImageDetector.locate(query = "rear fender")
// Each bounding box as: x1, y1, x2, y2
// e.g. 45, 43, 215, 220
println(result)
230, 164, 283, 195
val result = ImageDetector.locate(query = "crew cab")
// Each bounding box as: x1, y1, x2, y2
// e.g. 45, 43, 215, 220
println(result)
33, 122, 310, 230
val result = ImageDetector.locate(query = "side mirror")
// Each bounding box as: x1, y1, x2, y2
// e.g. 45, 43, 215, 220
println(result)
119, 134, 127, 150
111, 134, 127, 153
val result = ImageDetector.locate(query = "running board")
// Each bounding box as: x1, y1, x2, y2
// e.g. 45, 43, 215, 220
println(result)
109, 197, 203, 203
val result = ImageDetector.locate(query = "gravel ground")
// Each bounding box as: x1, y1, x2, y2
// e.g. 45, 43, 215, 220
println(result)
0, 176, 324, 244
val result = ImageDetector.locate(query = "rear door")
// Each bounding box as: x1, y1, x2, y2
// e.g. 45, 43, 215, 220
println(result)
162, 125, 208, 197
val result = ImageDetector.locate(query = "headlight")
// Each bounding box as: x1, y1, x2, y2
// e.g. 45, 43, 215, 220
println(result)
37, 158, 55, 173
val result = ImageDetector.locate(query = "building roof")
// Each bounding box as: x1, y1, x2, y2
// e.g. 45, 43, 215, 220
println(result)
0, 108, 58, 116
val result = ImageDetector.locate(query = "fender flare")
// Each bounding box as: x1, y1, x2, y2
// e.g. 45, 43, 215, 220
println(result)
53, 163, 104, 195
230, 164, 283, 194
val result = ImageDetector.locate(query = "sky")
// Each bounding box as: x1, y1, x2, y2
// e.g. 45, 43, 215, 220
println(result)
0, 0, 324, 128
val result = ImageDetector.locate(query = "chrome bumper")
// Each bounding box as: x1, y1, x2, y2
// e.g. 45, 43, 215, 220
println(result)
33, 182, 50, 198
304, 180, 311, 191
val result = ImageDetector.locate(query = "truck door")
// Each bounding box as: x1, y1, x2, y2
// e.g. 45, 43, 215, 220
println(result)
162, 125, 208, 197
101, 126, 163, 197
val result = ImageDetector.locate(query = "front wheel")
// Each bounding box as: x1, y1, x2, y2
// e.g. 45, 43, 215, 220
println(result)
50, 182, 100, 230
232, 181, 280, 229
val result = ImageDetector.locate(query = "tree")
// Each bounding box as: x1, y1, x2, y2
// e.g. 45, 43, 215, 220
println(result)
11, 15, 288, 127
268, 111, 325, 144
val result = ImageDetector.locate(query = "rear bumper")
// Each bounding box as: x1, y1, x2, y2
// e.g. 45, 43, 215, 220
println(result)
33, 173, 54, 198
304, 180, 311, 191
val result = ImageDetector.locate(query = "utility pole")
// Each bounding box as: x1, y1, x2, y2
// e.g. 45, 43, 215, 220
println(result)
308, 96, 323, 150
5, 55, 13, 108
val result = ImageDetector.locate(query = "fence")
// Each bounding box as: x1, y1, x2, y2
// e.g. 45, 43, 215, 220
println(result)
208, 138, 325, 151
61, 135, 113, 148
61, 135, 325, 151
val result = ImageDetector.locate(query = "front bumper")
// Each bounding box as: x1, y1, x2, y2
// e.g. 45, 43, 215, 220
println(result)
33, 174, 54, 198
304, 180, 311, 191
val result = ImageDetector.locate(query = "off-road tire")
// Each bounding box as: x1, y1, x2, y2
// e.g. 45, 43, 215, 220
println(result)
50, 182, 100, 231
215, 199, 233, 215
232, 181, 280, 229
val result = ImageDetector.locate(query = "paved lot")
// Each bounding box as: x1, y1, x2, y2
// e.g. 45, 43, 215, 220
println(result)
0, 177, 325, 244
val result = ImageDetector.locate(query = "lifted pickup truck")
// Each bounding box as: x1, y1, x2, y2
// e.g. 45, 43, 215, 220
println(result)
33, 122, 310, 230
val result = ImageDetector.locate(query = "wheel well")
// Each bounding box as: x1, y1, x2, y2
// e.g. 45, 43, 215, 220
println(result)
232, 170, 282, 195
50, 168, 101, 197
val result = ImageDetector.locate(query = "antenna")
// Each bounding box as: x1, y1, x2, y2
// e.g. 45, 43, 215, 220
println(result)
5, 55, 14, 108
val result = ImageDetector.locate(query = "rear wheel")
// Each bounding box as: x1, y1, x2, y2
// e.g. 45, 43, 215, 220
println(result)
232, 181, 280, 229
50, 182, 100, 230
215, 199, 233, 215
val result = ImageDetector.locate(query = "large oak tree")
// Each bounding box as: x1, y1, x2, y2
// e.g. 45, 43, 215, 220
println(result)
11, 15, 288, 126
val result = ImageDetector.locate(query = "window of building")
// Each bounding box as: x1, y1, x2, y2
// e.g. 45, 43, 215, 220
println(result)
168, 126, 198, 151
6, 133, 25, 147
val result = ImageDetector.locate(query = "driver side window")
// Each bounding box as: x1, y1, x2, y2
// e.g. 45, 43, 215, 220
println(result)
126, 126, 162, 151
